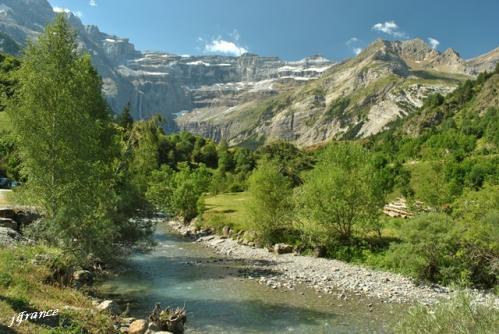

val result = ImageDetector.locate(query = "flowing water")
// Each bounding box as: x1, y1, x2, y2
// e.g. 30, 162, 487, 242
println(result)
98, 223, 400, 333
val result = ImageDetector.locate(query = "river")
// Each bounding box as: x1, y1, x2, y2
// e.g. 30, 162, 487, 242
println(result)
97, 222, 399, 333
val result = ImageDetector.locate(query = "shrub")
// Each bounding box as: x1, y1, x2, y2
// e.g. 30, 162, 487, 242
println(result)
382, 213, 462, 284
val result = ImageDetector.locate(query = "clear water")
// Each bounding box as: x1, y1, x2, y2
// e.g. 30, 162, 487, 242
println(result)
98, 223, 399, 333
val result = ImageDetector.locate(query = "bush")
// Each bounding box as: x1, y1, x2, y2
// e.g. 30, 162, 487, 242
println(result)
382, 213, 462, 284
393, 293, 499, 334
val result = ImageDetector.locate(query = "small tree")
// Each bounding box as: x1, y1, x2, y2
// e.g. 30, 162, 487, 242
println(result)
297, 143, 384, 243
247, 159, 294, 245
9, 15, 118, 258
117, 102, 134, 131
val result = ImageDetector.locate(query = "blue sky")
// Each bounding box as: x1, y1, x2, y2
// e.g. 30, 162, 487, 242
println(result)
48, 0, 499, 61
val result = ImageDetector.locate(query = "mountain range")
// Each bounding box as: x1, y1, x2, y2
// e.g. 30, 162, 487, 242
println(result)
1, 0, 498, 147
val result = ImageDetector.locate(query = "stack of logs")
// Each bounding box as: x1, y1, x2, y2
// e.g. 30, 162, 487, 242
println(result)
383, 198, 414, 218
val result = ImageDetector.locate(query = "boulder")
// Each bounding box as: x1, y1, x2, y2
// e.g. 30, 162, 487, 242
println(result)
274, 243, 293, 254
128, 319, 148, 334
0, 208, 15, 219
96, 300, 121, 315
0, 227, 22, 247
0, 218, 18, 230
72, 270, 93, 287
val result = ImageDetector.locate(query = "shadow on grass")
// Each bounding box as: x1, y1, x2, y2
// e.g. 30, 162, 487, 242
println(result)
0, 294, 75, 330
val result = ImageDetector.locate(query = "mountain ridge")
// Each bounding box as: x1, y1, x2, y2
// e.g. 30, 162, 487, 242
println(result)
0, 0, 498, 146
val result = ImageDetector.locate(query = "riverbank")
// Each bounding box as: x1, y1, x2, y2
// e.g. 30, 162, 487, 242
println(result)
166, 220, 499, 308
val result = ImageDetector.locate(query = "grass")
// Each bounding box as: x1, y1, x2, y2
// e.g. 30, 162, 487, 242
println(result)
392, 292, 499, 334
0, 245, 115, 333
200, 192, 251, 232
0, 112, 11, 132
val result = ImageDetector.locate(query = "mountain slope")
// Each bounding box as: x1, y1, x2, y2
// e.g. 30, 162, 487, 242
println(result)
178, 39, 495, 147
0, 0, 335, 129
0, 0, 498, 146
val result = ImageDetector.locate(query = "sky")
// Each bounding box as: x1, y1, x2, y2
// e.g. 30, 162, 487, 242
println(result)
48, 0, 499, 61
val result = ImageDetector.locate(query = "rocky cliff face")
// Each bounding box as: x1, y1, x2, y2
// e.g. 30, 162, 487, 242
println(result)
0, 0, 334, 130
177, 38, 499, 147
0, 0, 498, 147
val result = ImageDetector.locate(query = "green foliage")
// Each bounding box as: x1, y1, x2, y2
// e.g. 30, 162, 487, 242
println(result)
6, 16, 134, 259
129, 116, 162, 196
0, 131, 20, 179
325, 97, 350, 123
0, 52, 20, 113
382, 188, 498, 289
393, 293, 499, 334
247, 159, 294, 245
117, 102, 134, 131
0, 32, 20, 55
256, 141, 314, 186
297, 143, 385, 245
382, 213, 462, 284
146, 163, 211, 222
417, 162, 453, 210
422, 92, 445, 109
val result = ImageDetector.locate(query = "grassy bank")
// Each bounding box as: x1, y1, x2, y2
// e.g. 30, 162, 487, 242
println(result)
199, 192, 251, 233
0, 245, 115, 333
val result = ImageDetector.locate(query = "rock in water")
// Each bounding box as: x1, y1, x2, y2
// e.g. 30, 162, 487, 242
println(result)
128, 319, 148, 334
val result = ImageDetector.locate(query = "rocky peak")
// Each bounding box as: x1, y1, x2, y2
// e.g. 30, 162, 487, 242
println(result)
466, 47, 499, 75
0, 0, 54, 44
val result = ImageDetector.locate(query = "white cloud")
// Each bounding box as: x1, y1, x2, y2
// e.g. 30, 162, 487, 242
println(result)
204, 37, 248, 56
428, 37, 440, 49
53, 7, 71, 14
53, 7, 83, 18
346, 37, 359, 45
89, 0, 97, 6
372, 21, 406, 38
346, 37, 362, 55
